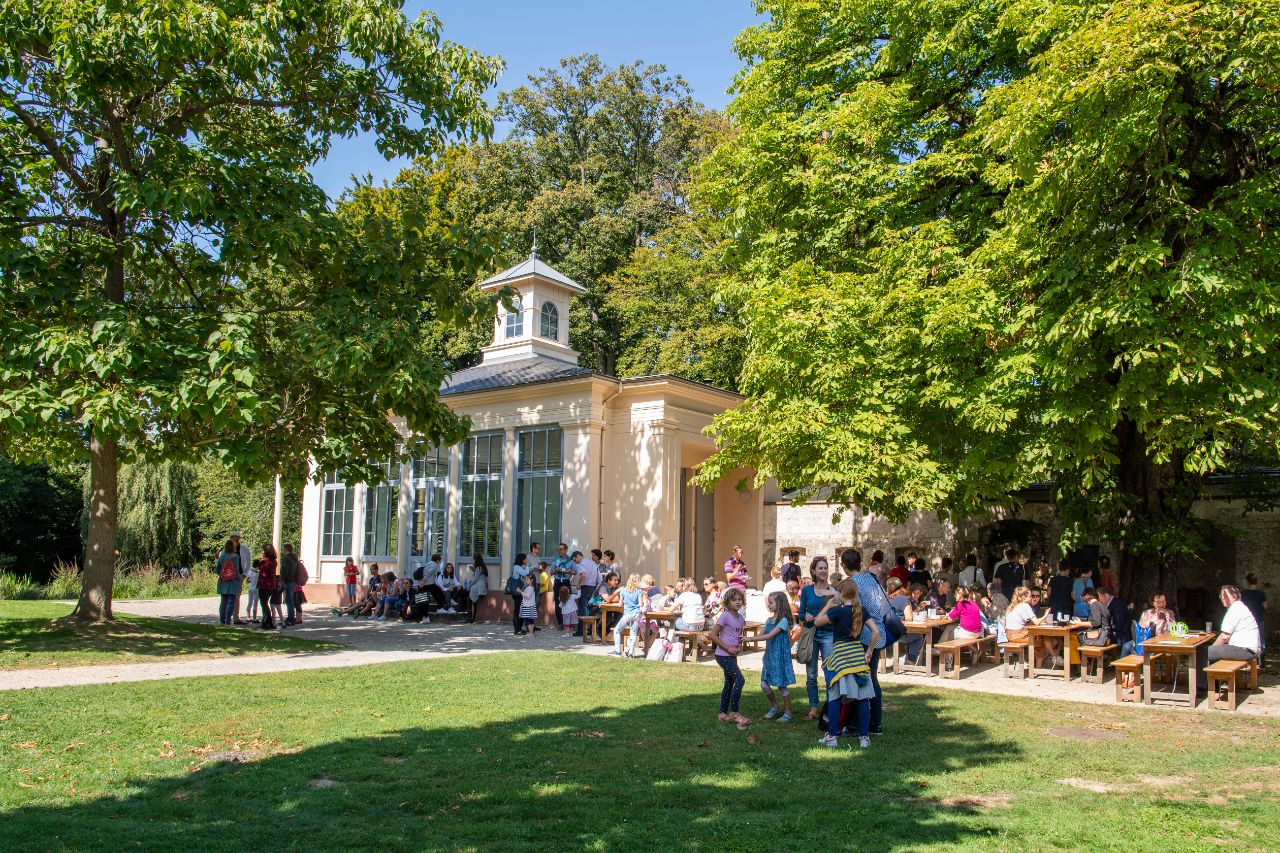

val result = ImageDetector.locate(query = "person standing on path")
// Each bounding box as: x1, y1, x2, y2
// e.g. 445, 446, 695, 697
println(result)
227, 531, 251, 624
256, 545, 279, 630
573, 550, 600, 636
724, 545, 749, 591
280, 544, 300, 626
215, 540, 241, 625
551, 542, 577, 629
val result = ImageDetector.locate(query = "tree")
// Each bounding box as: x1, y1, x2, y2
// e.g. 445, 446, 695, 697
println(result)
0, 455, 82, 581
116, 459, 199, 569
407, 54, 716, 376
193, 458, 302, 566
698, 0, 1280, 606
0, 0, 500, 620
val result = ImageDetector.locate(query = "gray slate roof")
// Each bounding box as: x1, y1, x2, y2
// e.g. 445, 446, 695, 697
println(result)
477, 252, 588, 294
441, 356, 595, 396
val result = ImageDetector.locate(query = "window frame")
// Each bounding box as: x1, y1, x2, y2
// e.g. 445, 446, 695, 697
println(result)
457, 432, 504, 565
362, 457, 400, 561
321, 470, 355, 558
516, 426, 563, 556
539, 301, 559, 341
504, 296, 524, 338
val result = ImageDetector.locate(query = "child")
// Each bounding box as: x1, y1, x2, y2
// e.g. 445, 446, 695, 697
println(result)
518, 574, 538, 635
708, 587, 749, 726
815, 579, 878, 748
559, 584, 580, 638
245, 558, 260, 621
760, 590, 796, 722
609, 573, 645, 657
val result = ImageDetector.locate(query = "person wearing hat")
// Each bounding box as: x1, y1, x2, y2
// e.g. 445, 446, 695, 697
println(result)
227, 531, 252, 624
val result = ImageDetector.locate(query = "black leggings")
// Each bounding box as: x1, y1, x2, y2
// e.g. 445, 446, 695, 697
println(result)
716, 655, 745, 713
510, 593, 523, 633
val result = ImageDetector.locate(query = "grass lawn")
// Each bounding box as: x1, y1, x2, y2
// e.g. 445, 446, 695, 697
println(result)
0, 601, 343, 670
1, 653, 1277, 852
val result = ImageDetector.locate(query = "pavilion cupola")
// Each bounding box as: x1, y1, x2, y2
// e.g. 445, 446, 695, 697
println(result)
476, 245, 585, 366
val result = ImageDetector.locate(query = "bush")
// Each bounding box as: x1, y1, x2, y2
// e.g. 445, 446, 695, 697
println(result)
0, 562, 218, 601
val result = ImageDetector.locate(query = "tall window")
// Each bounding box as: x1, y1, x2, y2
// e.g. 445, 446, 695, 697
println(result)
517, 427, 562, 555
459, 433, 503, 564
539, 301, 559, 340
410, 445, 448, 561
504, 297, 523, 338
363, 458, 399, 559
321, 470, 354, 556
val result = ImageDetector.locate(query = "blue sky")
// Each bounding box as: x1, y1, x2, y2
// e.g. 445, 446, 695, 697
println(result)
311, 0, 762, 198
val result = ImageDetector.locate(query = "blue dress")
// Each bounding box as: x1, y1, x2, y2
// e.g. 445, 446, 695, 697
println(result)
761, 616, 796, 688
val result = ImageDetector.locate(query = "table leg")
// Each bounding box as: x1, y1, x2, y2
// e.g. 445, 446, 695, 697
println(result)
924, 632, 934, 677
1143, 653, 1153, 705
1063, 634, 1074, 683
1187, 653, 1197, 707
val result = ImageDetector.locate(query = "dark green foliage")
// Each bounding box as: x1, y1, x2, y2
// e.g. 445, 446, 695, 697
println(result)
0, 456, 81, 582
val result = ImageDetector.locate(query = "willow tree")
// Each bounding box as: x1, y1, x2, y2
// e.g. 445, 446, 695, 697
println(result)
0, 0, 500, 620
699, 0, 1280, 605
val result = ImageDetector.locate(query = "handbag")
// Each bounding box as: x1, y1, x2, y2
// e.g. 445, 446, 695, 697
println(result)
794, 625, 816, 664
504, 573, 522, 596
883, 607, 906, 645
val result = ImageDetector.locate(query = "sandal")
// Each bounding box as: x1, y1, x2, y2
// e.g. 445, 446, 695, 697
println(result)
732, 713, 752, 726
803, 708, 820, 721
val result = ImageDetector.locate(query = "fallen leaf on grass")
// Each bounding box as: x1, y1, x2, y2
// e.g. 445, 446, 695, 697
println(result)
0, 714, 11, 721
746, 735, 760, 745
10, 742, 37, 750
17, 782, 34, 789
570, 731, 605, 738
62, 743, 84, 753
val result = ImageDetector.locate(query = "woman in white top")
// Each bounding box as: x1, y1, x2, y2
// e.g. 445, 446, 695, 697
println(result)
671, 577, 706, 631
762, 565, 787, 596
1210, 585, 1261, 662
1004, 586, 1060, 667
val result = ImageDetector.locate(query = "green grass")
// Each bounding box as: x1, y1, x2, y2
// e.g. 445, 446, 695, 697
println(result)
1, 653, 1276, 852
0, 601, 343, 670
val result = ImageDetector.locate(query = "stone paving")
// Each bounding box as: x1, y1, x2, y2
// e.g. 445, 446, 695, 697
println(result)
3, 596, 1277, 717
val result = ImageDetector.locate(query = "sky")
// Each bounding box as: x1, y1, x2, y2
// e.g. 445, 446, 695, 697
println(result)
311, 0, 762, 198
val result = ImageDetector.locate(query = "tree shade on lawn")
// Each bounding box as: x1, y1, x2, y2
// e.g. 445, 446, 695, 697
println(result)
697, 0, 1280, 608
0, 601, 342, 670
1, 653, 1278, 851
0, 0, 502, 622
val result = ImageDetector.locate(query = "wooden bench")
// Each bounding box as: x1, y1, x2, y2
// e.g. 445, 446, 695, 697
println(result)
1000, 642, 1029, 679
935, 637, 985, 680
1112, 654, 1145, 703
580, 615, 603, 644
1205, 658, 1256, 711
1078, 643, 1118, 684
674, 630, 709, 663
977, 634, 998, 663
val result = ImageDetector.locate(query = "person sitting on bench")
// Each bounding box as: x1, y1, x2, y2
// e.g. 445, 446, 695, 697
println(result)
1209, 585, 1261, 664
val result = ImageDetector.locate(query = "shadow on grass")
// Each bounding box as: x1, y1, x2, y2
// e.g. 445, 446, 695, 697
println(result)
5, 688, 1019, 852
0, 611, 343, 669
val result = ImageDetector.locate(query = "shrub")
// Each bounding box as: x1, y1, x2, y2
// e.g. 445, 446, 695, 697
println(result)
0, 562, 218, 600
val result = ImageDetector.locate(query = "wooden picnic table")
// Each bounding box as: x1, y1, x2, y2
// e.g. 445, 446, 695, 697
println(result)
642, 610, 678, 653
1142, 631, 1217, 707
1026, 622, 1085, 681
898, 616, 955, 676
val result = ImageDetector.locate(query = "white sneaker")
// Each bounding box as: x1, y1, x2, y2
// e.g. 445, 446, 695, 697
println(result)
817, 734, 839, 747
423, 618, 430, 625
859, 736, 871, 749
442, 608, 455, 614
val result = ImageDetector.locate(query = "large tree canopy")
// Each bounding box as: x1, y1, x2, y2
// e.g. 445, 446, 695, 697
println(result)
394, 54, 732, 379
699, 0, 1280, 602
0, 0, 500, 619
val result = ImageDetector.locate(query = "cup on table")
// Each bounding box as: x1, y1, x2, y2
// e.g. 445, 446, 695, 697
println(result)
1204, 621, 1212, 633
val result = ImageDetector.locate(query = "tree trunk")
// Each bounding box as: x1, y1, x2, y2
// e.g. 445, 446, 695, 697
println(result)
1113, 416, 1193, 614
75, 429, 118, 622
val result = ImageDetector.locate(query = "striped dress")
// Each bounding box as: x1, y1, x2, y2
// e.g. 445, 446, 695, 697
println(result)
824, 604, 875, 701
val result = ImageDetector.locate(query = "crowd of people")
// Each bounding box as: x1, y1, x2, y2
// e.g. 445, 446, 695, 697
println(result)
214, 535, 1269, 735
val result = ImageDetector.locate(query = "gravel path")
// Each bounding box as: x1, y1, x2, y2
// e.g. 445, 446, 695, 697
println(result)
3, 597, 1276, 717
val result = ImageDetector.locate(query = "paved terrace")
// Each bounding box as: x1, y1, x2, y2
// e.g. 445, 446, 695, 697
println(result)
3, 596, 1277, 717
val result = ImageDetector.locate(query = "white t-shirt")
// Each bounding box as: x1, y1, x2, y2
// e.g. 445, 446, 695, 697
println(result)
762, 579, 787, 596
1220, 600, 1261, 653
1005, 602, 1037, 631
675, 591, 705, 624
958, 565, 978, 588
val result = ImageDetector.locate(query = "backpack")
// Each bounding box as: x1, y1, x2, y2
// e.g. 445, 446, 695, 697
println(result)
218, 556, 238, 583
297, 562, 309, 587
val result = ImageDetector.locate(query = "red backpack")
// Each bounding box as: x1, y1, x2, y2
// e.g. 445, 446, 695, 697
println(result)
297, 562, 309, 587
218, 555, 238, 582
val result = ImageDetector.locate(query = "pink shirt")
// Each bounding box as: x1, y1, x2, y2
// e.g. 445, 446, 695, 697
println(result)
949, 599, 982, 634
714, 609, 745, 657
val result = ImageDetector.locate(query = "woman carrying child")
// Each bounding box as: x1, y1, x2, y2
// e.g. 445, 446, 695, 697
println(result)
759, 591, 795, 721
709, 587, 750, 726
815, 579, 878, 748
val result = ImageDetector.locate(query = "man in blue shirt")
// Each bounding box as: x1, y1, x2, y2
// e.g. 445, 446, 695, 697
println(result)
550, 542, 576, 629
844, 549, 891, 736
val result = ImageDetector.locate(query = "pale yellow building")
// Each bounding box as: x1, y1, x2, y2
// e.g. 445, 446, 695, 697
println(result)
299, 252, 762, 598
